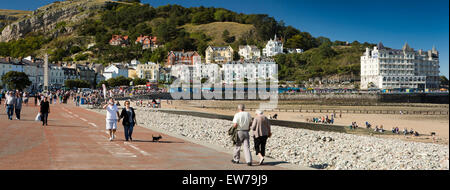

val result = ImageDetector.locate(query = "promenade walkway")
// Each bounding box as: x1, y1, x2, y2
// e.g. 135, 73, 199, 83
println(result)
0, 102, 306, 170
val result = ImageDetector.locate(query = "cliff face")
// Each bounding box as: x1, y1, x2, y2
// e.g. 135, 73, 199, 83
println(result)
0, 9, 31, 30
0, 0, 109, 42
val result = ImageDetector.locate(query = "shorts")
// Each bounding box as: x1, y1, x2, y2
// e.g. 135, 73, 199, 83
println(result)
106, 119, 118, 130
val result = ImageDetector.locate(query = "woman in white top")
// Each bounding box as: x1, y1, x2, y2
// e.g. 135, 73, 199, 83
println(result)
103, 98, 120, 141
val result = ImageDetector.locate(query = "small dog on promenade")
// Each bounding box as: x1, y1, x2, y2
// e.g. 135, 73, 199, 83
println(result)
152, 135, 162, 142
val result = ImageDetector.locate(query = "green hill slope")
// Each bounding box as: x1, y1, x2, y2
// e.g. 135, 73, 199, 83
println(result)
183, 22, 255, 46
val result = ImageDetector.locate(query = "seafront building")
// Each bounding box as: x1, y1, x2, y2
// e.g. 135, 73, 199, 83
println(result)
205, 46, 234, 64
360, 42, 440, 90
167, 50, 201, 66
262, 34, 283, 57
222, 59, 278, 84
239, 45, 261, 60
136, 62, 160, 82
102, 64, 129, 80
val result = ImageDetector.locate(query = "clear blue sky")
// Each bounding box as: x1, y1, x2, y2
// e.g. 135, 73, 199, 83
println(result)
1, 0, 448, 77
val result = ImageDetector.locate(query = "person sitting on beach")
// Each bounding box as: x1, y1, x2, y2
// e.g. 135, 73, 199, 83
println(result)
403, 128, 408, 135
379, 125, 384, 133
365, 121, 370, 128
147, 101, 152, 108
414, 131, 419, 136
152, 99, 157, 108
409, 129, 414, 135
392, 127, 396, 133
272, 114, 278, 120
156, 98, 161, 108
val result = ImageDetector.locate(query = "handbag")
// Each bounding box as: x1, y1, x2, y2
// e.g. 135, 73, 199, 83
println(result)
35, 113, 41, 121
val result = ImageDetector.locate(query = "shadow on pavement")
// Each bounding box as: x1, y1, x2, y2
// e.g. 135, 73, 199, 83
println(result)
130, 139, 184, 144
261, 161, 290, 166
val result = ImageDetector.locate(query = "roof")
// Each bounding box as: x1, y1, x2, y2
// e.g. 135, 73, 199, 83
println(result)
168, 51, 199, 57
239, 45, 259, 50
109, 35, 129, 43
136, 35, 158, 45
377, 42, 384, 49
209, 46, 232, 51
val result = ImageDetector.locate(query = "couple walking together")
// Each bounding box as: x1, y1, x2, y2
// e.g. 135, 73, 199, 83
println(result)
231, 104, 271, 166
104, 99, 136, 141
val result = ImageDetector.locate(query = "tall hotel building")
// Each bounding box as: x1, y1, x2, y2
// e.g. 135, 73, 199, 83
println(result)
360, 42, 440, 90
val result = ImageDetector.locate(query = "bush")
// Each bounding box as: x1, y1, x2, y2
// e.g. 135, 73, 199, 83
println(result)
1, 71, 31, 90
107, 76, 132, 87
64, 79, 90, 89
133, 78, 147, 86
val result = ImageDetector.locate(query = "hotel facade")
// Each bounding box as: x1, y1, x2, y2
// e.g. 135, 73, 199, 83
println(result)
360, 42, 440, 90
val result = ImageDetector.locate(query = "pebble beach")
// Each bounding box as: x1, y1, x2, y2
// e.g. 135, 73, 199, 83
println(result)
92, 107, 449, 170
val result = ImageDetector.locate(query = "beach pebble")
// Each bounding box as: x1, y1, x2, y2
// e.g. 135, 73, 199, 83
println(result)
92, 108, 449, 170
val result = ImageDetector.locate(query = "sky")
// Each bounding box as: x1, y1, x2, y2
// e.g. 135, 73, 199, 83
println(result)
1, 0, 448, 77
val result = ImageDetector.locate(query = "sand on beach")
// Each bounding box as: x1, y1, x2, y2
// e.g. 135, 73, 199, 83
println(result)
170, 101, 447, 138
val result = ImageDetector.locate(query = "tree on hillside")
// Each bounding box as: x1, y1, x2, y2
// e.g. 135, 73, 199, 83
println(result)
318, 41, 336, 58
154, 22, 177, 43
191, 11, 214, 24
1, 71, 31, 91
214, 9, 235, 22
222, 29, 235, 43
285, 32, 317, 50
315, 36, 332, 47
281, 26, 301, 43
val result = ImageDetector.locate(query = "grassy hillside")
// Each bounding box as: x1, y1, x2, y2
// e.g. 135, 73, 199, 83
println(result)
0, 9, 31, 17
183, 22, 255, 46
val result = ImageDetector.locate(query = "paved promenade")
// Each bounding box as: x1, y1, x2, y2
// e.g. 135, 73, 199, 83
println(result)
0, 102, 305, 170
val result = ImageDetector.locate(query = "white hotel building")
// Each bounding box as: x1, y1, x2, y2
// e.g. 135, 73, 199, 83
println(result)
222, 60, 278, 84
360, 42, 440, 90
262, 35, 283, 57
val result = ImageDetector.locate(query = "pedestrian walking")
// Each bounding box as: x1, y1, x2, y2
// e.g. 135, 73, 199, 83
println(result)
119, 101, 136, 141
40, 96, 50, 126
76, 94, 81, 106
5, 91, 15, 120
231, 104, 253, 166
23, 92, 28, 106
251, 110, 271, 165
0, 91, 3, 105
103, 98, 120, 141
15, 92, 23, 120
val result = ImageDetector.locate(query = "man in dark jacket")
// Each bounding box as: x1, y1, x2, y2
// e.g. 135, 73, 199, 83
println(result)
15, 92, 23, 120
40, 96, 50, 126
118, 101, 136, 141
